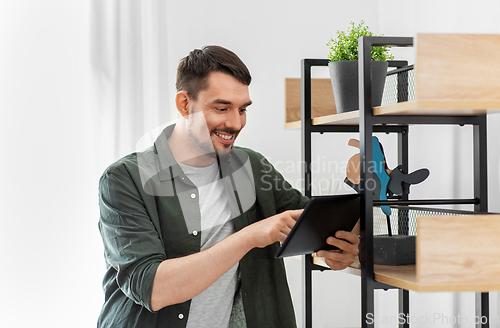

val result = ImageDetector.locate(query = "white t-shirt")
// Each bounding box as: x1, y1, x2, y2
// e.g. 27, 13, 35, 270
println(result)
178, 161, 238, 328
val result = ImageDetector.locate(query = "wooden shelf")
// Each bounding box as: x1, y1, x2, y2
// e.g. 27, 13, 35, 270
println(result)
313, 214, 500, 293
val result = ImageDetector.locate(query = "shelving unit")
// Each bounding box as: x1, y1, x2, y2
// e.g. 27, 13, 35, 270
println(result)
297, 34, 500, 328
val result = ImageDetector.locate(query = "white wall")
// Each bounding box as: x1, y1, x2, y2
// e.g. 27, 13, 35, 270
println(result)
1, 1, 499, 327
0, 1, 103, 327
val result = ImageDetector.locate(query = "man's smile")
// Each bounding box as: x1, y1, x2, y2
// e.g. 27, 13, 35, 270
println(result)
214, 131, 236, 145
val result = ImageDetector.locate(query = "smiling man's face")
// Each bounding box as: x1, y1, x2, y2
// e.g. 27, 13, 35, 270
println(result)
186, 71, 252, 157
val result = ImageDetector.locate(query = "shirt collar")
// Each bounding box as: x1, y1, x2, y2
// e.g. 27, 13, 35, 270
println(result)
154, 124, 185, 181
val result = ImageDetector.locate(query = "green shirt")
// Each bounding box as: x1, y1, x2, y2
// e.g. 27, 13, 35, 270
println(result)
97, 125, 308, 328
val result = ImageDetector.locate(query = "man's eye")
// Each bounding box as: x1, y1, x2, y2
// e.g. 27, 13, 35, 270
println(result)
239, 108, 247, 113
216, 108, 228, 112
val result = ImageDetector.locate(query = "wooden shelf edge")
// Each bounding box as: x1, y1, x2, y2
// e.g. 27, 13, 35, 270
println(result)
284, 121, 301, 129
376, 273, 500, 293
374, 101, 500, 116
313, 110, 360, 125
284, 102, 500, 129
313, 256, 361, 276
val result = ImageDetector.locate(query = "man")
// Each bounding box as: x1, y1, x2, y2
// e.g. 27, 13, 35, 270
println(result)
98, 45, 360, 328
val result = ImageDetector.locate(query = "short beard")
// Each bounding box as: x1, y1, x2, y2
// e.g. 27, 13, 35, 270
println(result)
185, 108, 240, 159
212, 128, 238, 156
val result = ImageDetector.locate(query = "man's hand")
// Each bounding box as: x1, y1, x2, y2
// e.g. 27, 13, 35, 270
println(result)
316, 231, 359, 271
242, 209, 303, 249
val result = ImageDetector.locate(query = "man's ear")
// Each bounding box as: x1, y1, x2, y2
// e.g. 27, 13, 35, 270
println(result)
175, 91, 190, 118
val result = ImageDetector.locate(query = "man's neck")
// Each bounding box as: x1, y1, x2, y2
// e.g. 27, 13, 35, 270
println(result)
168, 124, 217, 168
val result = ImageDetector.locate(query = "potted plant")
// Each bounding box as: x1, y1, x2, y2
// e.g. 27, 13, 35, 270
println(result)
327, 21, 394, 113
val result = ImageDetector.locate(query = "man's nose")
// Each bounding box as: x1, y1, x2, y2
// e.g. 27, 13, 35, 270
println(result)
225, 108, 243, 131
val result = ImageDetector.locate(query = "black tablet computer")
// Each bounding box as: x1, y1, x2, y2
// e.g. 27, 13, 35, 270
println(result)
274, 194, 360, 258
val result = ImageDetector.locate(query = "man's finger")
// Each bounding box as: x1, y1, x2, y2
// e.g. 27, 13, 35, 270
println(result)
323, 251, 355, 265
280, 225, 292, 236
326, 237, 359, 255
284, 215, 298, 229
277, 231, 288, 243
287, 209, 303, 221
335, 230, 359, 244
325, 258, 351, 271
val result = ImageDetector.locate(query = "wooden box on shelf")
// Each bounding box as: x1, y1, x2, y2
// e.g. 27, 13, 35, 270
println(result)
415, 214, 500, 292
284, 78, 336, 129
378, 33, 500, 116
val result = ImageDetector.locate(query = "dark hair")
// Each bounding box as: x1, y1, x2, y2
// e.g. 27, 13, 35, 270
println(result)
176, 45, 252, 100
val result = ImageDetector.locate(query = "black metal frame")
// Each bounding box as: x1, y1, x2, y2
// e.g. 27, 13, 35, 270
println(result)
300, 57, 409, 328
301, 36, 490, 328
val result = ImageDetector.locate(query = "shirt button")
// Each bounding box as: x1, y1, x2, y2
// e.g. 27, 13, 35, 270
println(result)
190, 193, 196, 199
192, 230, 198, 236
178, 313, 184, 320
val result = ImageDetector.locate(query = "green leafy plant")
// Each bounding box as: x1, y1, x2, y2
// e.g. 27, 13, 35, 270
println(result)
327, 21, 394, 62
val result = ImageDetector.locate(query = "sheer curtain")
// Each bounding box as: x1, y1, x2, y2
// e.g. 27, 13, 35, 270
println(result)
90, 0, 171, 172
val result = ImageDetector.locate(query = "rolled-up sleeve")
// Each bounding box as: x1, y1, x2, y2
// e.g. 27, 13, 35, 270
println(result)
98, 166, 167, 312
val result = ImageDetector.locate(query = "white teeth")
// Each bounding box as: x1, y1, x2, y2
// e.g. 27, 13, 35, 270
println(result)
216, 132, 232, 140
